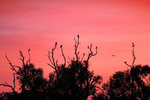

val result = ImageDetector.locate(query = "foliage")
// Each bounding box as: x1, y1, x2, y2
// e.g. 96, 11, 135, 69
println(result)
47, 35, 102, 99
0, 35, 102, 100
1, 37, 150, 100
93, 43, 150, 100
97, 65, 150, 100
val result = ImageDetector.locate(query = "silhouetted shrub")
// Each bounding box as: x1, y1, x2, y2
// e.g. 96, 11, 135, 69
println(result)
47, 35, 102, 99
0, 35, 102, 100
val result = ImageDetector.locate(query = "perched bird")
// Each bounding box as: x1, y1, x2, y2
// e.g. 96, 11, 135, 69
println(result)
60, 45, 62, 48
55, 42, 57, 46
132, 42, 134, 47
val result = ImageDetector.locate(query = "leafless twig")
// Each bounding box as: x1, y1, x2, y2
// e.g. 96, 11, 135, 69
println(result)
124, 42, 136, 67
60, 45, 66, 66
19, 50, 25, 66
48, 42, 59, 71
0, 73, 16, 93
81, 53, 85, 62
26, 49, 31, 65
5, 54, 21, 73
87, 44, 98, 62
74, 35, 80, 61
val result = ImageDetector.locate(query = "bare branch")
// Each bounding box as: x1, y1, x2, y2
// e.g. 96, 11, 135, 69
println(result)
5, 50, 35, 93
52, 42, 57, 67
124, 42, 136, 68
0, 73, 16, 93
13, 73, 15, 90
19, 50, 25, 66
124, 61, 132, 67
13, 65, 21, 69
26, 49, 31, 65
81, 53, 85, 62
47, 63, 55, 70
0, 83, 13, 89
48, 51, 54, 65
5, 54, 18, 73
74, 35, 80, 61
87, 44, 98, 62
132, 42, 136, 67
48, 42, 58, 71
60, 45, 66, 66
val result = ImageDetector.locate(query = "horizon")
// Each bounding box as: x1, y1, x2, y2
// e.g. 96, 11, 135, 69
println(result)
0, 0, 150, 93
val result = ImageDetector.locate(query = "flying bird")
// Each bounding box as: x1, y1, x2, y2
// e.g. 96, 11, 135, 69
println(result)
112, 55, 116, 57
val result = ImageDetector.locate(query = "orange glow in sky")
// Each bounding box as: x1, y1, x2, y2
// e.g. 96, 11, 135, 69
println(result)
0, 0, 150, 92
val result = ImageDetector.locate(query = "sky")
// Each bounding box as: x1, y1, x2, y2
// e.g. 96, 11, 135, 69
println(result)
0, 0, 150, 93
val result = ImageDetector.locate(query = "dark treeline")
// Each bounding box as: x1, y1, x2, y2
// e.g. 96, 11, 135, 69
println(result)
0, 35, 150, 100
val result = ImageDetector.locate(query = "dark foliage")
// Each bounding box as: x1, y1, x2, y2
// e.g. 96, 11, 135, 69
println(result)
46, 35, 102, 100
0, 35, 102, 100
94, 65, 150, 100
1, 37, 150, 100
47, 60, 102, 100
93, 43, 150, 100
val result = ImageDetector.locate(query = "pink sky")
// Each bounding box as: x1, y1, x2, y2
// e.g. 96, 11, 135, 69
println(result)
0, 0, 150, 92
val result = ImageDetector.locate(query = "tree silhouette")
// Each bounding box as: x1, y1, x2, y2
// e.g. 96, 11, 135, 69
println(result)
123, 43, 150, 99
47, 35, 102, 100
97, 65, 150, 100
93, 43, 150, 100
0, 49, 47, 100
0, 35, 102, 100
1, 37, 150, 100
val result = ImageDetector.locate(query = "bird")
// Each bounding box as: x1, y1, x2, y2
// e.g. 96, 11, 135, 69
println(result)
55, 42, 57, 46
83, 53, 85, 56
112, 55, 116, 57
132, 42, 134, 47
